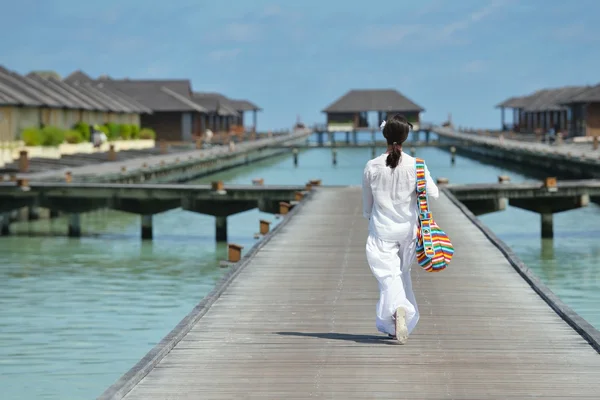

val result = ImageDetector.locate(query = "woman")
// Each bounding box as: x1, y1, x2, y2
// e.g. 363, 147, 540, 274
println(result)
361, 113, 439, 344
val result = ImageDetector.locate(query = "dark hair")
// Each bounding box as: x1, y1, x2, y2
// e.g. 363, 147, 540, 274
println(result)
383, 113, 412, 169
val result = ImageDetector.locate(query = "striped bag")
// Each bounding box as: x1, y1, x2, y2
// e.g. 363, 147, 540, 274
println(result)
415, 158, 454, 272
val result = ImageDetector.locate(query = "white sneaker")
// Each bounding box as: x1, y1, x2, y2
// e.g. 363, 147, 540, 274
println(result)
394, 307, 409, 344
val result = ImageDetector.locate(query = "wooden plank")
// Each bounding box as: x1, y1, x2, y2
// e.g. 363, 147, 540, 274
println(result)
113, 187, 600, 399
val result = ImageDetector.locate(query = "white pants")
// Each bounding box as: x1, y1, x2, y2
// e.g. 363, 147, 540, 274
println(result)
365, 234, 419, 336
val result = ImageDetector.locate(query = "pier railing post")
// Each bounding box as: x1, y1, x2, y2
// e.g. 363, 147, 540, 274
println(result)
228, 243, 243, 262
108, 144, 116, 161
18, 150, 28, 172
279, 202, 291, 215
259, 219, 270, 235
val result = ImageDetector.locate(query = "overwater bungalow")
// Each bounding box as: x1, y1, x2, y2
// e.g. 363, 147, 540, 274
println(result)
65, 72, 205, 143
560, 84, 600, 137
0, 66, 149, 142
496, 86, 592, 136
322, 89, 425, 132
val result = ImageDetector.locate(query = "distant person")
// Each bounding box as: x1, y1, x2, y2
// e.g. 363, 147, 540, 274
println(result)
204, 129, 214, 146
91, 125, 106, 148
362, 113, 439, 344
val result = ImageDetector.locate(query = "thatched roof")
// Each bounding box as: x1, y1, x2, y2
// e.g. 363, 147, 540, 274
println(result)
322, 89, 424, 113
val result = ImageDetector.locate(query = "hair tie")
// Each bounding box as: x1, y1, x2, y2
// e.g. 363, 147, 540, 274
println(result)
393, 142, 397, 146
380, 120, 386, 130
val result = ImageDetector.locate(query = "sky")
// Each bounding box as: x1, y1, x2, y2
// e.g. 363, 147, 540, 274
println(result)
2, 0, 600, 130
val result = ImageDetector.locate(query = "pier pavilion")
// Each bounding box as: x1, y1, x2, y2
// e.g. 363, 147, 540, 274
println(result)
320, 88, 423, 137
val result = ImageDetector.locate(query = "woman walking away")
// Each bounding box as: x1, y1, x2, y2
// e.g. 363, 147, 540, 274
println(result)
362, 114, 439, 344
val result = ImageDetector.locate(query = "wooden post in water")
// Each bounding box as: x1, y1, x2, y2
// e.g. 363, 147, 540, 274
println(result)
68, 213, 81, 237
332, 148, 337, 165
216, 216, 227, 242
259, 220, 270, 235
18, 150, 28, 172
141, 215, 153, 240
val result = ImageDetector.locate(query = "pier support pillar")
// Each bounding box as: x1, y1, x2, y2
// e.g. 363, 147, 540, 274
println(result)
332, 149, 337, 166
425, 131, 430, 143
1, 213, 10, 235
541, 213, 553, 239
317, 132, 324, 146
68, 213, 81, 237
293, 149, 298, 166
28, 206, 40, 221
216, 216, 227, 242
450, 146, 456, 165
345, 131, 350, 144
141, 214, 153, 240
371, 146, 376, 159
352, 130, 358, 145
371, 130, 376, 144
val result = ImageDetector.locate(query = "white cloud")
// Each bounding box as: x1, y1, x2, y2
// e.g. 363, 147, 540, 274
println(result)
262, 4, 282, 18
222, 22, 261, 42
207, 48, 242, 62
357, 0, 510, 49
461, 60, 486, 73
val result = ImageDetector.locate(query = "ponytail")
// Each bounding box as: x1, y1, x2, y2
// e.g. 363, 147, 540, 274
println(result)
382, 113, 411, 169
386, 142, 402, 169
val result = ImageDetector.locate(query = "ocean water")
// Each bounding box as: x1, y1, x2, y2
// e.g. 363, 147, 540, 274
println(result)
1, 138, 598, 399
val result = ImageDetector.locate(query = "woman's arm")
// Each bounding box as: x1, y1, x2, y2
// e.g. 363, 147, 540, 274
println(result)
425, 164, 440, 199
362, 165, 374, 219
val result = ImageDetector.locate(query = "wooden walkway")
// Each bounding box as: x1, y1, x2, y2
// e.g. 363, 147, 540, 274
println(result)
102, 187, 600, 399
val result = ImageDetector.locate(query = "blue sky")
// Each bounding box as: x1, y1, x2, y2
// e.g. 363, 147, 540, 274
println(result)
2, 0, 600, 130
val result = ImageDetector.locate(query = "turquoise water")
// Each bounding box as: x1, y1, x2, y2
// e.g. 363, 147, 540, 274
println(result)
1, 139, 599, 399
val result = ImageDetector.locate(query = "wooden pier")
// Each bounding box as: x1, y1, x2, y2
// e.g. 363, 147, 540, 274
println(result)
7, 132, 310, 184
425, 124, 600, 178
99, 187, 600, 399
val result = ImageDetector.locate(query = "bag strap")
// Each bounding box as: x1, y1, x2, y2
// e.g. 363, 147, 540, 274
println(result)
415, 158, 431, 221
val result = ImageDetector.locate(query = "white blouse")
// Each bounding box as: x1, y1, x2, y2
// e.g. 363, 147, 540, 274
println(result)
362, 152, 439, 242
